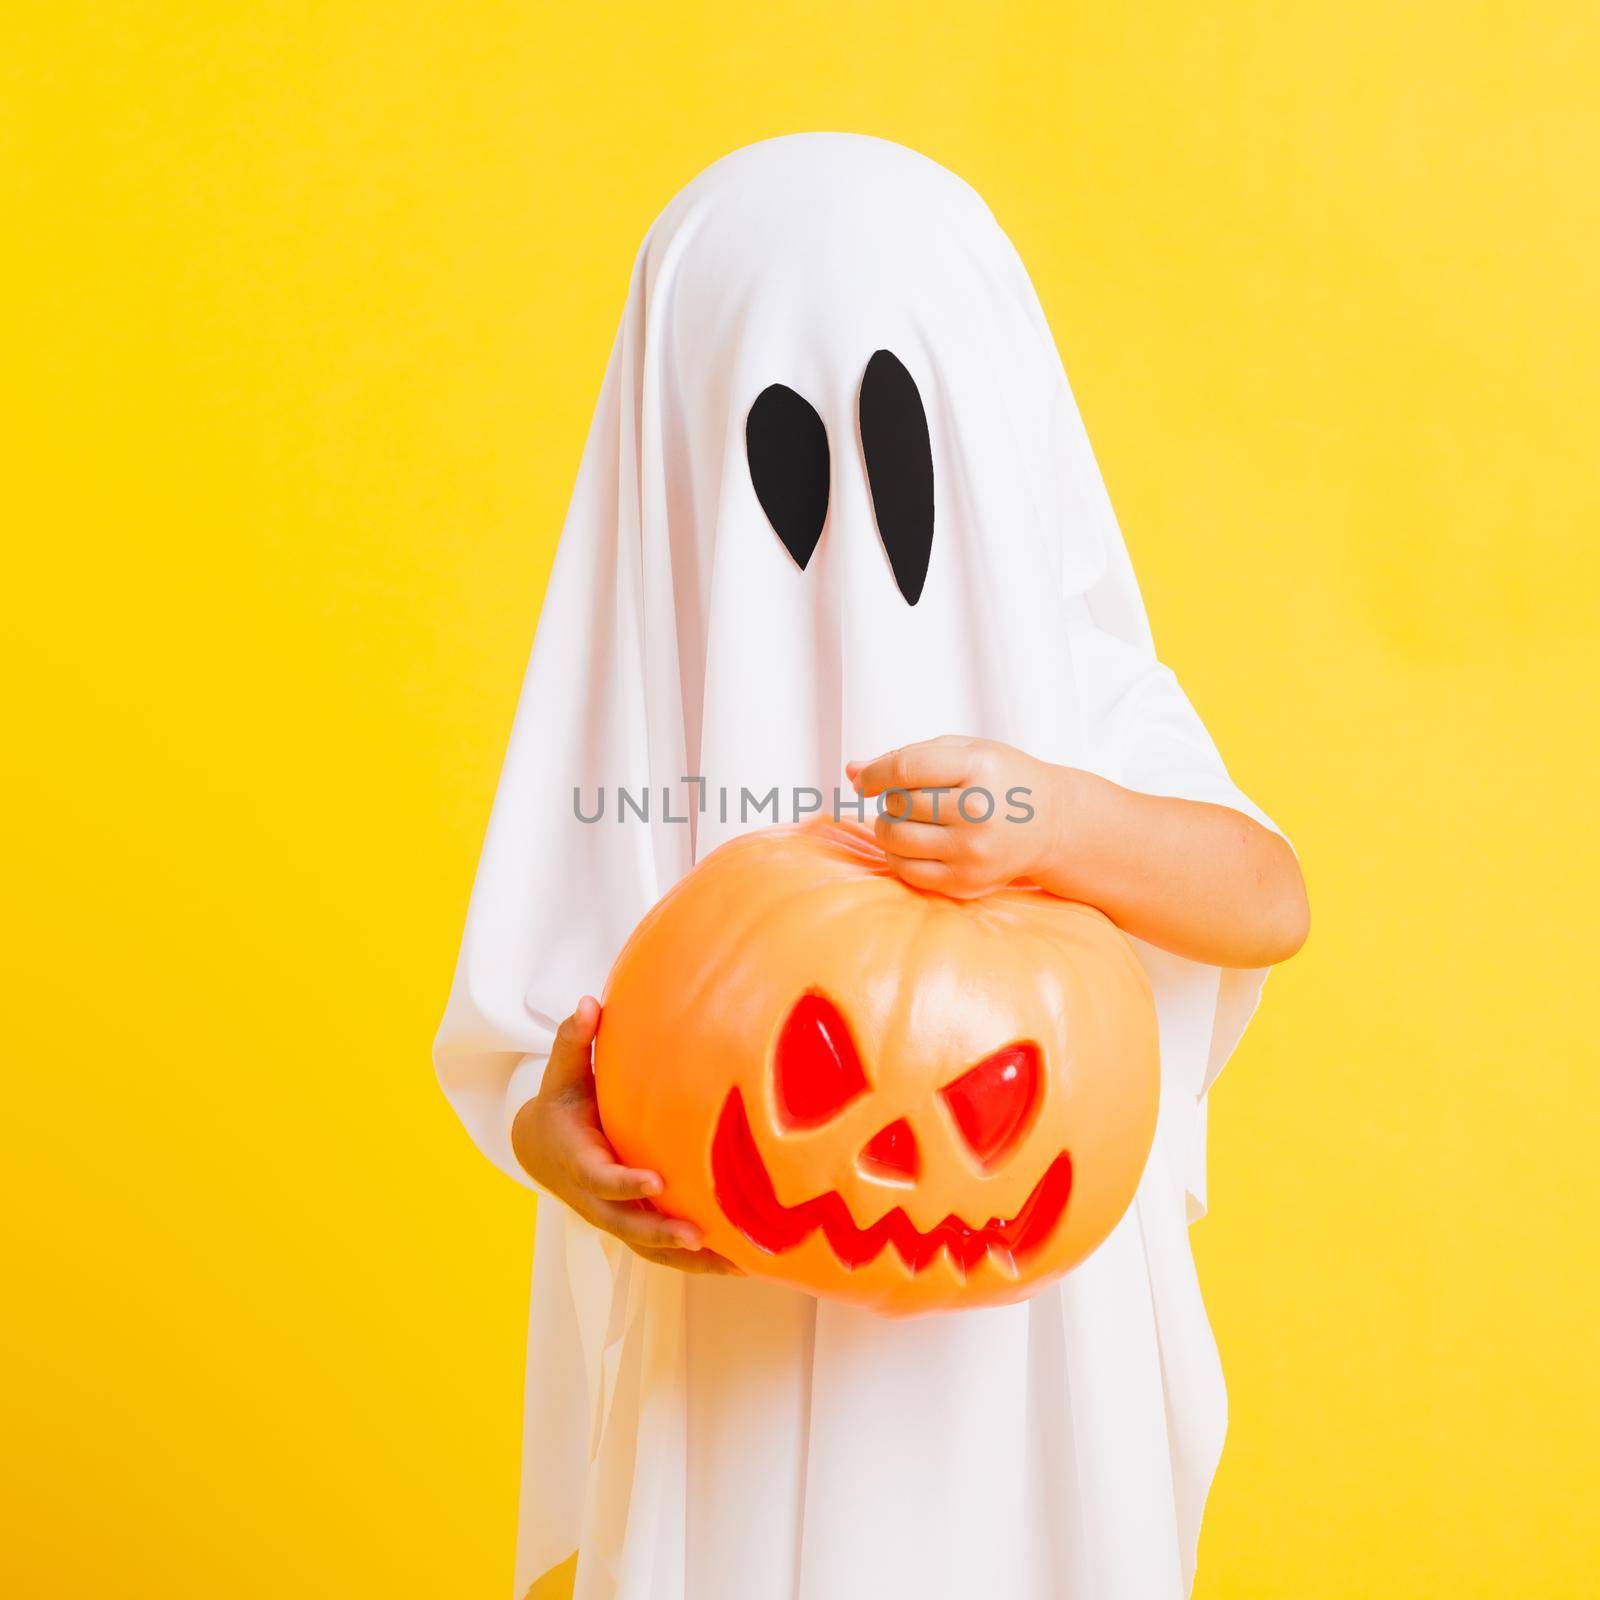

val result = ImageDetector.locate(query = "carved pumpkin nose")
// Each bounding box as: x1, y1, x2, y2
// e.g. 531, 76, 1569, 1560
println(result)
860, 1117, 920, 1180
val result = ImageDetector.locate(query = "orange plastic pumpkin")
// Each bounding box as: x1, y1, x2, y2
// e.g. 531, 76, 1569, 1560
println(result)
594, 819, 1159, 1314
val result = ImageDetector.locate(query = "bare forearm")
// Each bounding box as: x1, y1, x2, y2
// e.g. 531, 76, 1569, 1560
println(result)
1030, 766, 1309, 968
849, 736, 1308, 968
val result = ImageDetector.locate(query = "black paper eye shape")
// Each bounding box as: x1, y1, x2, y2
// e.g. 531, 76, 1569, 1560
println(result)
746, 383, 830, 572
858, 349, 934, 605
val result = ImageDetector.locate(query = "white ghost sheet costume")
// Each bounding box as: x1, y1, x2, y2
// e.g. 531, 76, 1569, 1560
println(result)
435, 134, 1285, 1600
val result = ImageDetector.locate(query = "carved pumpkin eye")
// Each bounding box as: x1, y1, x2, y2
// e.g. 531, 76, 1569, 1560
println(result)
939, 1044, 1040, 1166
774, 993, 868, 1129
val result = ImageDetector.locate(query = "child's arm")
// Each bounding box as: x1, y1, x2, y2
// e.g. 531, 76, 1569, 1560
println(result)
848, 736, 1308, 969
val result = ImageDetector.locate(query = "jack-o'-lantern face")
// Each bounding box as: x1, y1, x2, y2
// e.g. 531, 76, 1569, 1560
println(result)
595, 820, 1159, 1314
710, 996, 1075, 1276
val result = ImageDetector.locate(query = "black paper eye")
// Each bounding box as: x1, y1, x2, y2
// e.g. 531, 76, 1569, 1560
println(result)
858, 350, 934, 605
746, 384, 830, 571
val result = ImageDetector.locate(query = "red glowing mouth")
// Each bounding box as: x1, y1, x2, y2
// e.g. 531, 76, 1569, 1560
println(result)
711, 1089, 1072, 1274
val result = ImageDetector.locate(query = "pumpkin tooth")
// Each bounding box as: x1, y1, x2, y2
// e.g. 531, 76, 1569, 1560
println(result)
712, 1090, 1072, 1276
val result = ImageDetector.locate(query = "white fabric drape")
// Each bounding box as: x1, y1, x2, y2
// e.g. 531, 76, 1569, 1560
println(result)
434, 133, 1284, 1600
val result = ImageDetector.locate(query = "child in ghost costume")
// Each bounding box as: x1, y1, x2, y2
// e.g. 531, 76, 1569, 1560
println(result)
435, 134, 1307, 1600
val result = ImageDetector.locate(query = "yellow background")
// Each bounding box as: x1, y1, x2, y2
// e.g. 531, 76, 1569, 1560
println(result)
5, 3, 1597, 1596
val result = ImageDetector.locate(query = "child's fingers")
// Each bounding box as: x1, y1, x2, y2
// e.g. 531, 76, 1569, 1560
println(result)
875, 787, 960, 823
851, 739, 972, 797
578, 1158, 664, 1203
544, 997, 602, 1090
874, 815, 955, 861
629, 1246, 740, 1275
566, 1130, 663, 1200
883, 852, 957, 894
627, 1245, 743, 1276
590, 1199, 703, 1253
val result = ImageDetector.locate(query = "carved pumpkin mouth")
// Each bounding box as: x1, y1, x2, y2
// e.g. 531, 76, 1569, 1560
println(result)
711, 1089, 1073, 1275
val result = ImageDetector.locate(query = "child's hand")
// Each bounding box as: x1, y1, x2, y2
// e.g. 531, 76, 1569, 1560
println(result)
848, 736, 1065, 900
511, 997, 740, 1275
